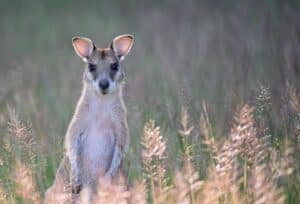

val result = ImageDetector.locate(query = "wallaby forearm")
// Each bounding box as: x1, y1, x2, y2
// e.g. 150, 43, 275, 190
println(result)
65, 118, 85, 185
106, 144, 122, 177
106, 118, 129, 176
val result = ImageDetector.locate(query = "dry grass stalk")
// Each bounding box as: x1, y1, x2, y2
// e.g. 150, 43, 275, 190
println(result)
287, 83, 300, 150
91, 181, 130, 204
0, 183, 9, 204
269, 149, 284, 181
199, 102, 218, 161
280, 139, 295, 176
229, 105, 267, 166
142, 120, 167, 161
0, 156, 3, 166
250, 165, 285, 204
166, 158, 203, 204
7, 105, 36, 150
3, 138, 13, 153
182, 157, 203, 204
205, 143, 243, 204
200, 167, 232, 204
296, 122, 300, 150
166, 167, 202, 204
177, 107, 203, 203
141, 120, 168, 203
202, 105, 273, 203
178, 107, 194, 137
172, 171, 190, 204
178, 106, 194, 158
226, 105, 268, 201
256, 84, 272, 115
255, 84, 272, 147
90, 179, 146, 204
13, 159, 41, 204
287, 83, 300, 116
128, 181, 147, 204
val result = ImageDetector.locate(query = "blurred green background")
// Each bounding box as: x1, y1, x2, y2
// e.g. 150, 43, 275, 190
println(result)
0, 0, 299, 202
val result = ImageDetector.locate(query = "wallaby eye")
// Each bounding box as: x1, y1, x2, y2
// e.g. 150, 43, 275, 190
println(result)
110, 62, 119, 71
88, 63, 97, 72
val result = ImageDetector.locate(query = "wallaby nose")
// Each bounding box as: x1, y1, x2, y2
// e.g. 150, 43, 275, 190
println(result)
99, 79, 109, 90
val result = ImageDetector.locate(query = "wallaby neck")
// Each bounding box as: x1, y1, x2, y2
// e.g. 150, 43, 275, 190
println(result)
80, 83, 123, 110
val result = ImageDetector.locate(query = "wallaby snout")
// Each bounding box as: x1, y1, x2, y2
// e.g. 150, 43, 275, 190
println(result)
99, 79, 110, 93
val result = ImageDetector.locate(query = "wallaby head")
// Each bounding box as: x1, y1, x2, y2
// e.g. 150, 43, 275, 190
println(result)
72, 34, 134, 95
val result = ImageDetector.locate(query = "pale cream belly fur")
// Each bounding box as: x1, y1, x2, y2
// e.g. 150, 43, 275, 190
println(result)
79, 120, 115, 187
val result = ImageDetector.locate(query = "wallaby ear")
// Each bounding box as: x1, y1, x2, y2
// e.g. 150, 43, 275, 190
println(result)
111, 34, 134, 60
72, 37, 95, 61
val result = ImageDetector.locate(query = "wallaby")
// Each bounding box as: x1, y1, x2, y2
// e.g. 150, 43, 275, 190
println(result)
44, 34, 134, 203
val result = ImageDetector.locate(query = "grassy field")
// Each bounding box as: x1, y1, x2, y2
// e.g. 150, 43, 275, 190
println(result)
0, 0, 299, 203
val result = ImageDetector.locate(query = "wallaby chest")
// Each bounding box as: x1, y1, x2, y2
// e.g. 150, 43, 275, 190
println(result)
79, 98, 120, 179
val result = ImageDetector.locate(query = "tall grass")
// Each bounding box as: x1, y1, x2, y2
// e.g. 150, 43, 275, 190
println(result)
2, 97, 300, 203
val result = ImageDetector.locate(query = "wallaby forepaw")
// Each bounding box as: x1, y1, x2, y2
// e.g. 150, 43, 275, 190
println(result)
71, 184, 82, 194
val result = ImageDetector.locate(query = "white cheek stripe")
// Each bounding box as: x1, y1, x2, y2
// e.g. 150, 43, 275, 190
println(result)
93, 80, 99, 89
86, 72, 94, 82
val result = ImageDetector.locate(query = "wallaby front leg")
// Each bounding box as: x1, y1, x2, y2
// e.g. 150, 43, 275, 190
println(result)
66, 132, 83, 194
106, 144, 123, 180
105, 123, 129, 182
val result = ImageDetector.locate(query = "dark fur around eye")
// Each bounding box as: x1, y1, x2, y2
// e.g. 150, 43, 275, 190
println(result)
88, 63, 97, 72
110, 62, 119, 71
